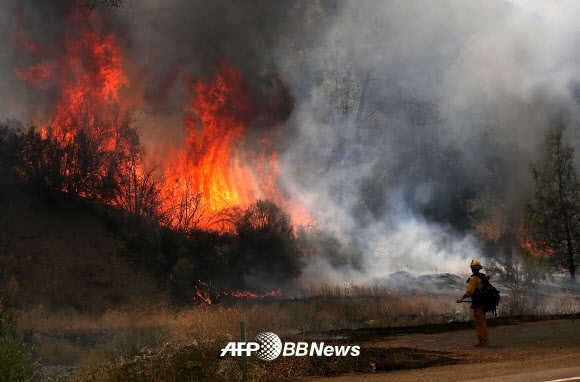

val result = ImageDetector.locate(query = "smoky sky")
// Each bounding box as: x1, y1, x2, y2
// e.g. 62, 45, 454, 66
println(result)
3, 0, 580, 282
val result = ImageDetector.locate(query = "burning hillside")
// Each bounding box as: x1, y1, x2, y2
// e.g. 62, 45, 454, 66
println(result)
12, 4, 305, 232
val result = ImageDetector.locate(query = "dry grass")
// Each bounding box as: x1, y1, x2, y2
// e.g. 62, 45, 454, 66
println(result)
17, 285, 458, 337
17, 288, 461, 381
15, 283, 580, 381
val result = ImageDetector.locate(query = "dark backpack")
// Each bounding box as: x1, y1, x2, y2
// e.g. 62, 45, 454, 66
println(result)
469, 273, 500, 316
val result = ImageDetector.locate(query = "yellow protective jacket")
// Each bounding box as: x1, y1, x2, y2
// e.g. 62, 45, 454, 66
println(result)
462, 274, 485, 307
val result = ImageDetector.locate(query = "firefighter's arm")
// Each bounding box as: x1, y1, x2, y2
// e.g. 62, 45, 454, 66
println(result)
457, 276, 478, 303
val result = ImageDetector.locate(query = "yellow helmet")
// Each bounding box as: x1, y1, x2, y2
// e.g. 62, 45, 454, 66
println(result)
470, 259, 483, 270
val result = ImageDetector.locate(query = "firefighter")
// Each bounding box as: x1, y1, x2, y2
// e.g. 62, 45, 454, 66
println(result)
457, 259, 489, 347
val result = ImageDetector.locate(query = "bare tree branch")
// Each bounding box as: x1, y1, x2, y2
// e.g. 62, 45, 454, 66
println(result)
81, 0, 126, 19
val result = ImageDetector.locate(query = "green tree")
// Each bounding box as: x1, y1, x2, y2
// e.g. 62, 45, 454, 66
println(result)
0, 293, 38, 381
524, 121, 580, 282
487, 244, 548, 315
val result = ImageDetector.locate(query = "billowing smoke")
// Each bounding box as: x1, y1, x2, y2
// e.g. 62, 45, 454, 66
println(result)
276, 0, 580, 282
3, 0, 580, 284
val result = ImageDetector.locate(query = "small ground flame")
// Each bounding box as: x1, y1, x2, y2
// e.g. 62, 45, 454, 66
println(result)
192, 280, 287, 305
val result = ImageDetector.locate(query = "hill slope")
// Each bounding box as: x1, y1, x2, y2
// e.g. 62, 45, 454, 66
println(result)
0, 180, 167, 313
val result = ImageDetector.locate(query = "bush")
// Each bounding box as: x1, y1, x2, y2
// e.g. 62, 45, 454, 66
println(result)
487, 244, 549, 316
0, 294, 39, 381
234, 200, 304, 289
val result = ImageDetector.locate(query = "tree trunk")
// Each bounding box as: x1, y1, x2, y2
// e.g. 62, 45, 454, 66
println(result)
569, 250, 576, 281
555, 137, 576, 283
355, 70, 371, 139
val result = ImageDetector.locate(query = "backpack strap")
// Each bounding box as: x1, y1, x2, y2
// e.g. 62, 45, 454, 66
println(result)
473, 273, 490, 284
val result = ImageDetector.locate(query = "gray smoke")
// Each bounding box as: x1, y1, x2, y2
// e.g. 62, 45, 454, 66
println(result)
276, 0, 580, 282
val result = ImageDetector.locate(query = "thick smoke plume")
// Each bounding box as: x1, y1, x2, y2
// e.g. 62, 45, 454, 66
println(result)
278, 0, 580, 282
3, 0, 580, 284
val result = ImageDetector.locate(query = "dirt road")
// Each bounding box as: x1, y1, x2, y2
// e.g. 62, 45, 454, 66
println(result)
300, 319, 580, 382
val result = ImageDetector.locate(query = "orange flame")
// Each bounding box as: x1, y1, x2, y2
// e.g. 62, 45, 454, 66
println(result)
14, 10, 140, 199
229, 290, 257, 298
15, 62, 55, 87
15, 10, 310, 232
51, 22, 126, 143
182, 62, 256, 214
162, 61, 310, 230
517, 227, 554, 257
197, 284, 286, 304
195, 289, 213, 305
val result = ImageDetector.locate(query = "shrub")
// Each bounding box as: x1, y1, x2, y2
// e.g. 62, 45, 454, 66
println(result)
0, 294, 39, 381
234, 200, 304, 289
